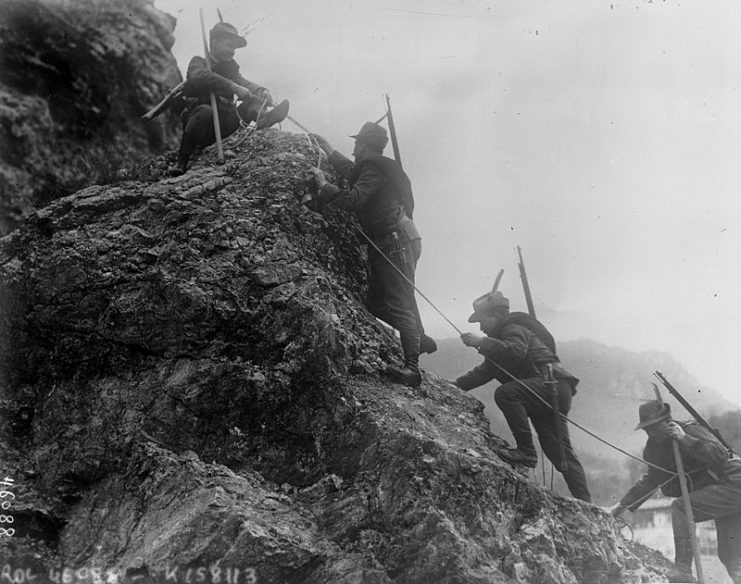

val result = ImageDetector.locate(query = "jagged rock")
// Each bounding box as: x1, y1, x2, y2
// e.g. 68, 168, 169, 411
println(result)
0, 129, 672, 583
0, 0, 181, 235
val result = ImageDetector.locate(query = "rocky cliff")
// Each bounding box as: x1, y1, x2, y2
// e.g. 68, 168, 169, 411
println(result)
0, 127, 672, 583
0, 0, 182, 235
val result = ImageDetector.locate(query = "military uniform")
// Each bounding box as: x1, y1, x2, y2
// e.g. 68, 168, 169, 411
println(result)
321, 150, 424, 380
456, 312, 591, 502
315, 122, 432, 386
618, 415, 741, 584
171, 22, 288, 174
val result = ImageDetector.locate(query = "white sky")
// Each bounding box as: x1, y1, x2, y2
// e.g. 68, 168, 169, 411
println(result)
155, 0, 741, 407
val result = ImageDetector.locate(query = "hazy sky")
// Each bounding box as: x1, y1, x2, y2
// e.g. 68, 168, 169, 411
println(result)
155, 0, 741, 407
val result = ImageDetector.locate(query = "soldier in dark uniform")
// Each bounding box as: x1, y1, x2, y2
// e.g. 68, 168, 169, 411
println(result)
169, 22, 289, 176
454, 290, 591, 502
310, 122, 436, 388
610, 401, 741, 583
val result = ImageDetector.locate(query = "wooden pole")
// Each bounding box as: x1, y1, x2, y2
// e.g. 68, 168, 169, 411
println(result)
516, 245, 536, 319
199, 7, 224, 164
673, 441, 706, 584
652, 384, 705, 584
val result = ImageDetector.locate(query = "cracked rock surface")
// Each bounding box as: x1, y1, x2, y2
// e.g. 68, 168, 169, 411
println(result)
0, 129, 671, 583
0, 0, 181, 235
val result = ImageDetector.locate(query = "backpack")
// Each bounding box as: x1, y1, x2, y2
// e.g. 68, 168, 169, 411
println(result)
497, 312, 557, 353
362, 156, 415, 219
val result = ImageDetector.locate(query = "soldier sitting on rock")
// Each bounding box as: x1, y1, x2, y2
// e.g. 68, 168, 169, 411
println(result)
168, 22, 289, 176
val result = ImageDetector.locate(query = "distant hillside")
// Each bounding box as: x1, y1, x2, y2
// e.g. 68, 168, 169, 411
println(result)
421, 337, 738, 504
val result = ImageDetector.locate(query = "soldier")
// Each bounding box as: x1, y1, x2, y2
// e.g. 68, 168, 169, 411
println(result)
454, 290, 591, 502
168, 22, 289, 176
610, 401, 741, 584
310, 122, 436, 388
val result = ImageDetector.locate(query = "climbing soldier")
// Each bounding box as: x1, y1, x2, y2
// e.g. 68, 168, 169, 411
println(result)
610, 401, 741, 583
310, 122, 436, 388
454, 289, 591, 502
168, 21, 289, 176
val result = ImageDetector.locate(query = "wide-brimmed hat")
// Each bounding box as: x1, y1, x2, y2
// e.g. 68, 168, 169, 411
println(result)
467, 291, 510, 323
210, 22, 247, 48
634, 400, 671, 430
350, 122, 388, 151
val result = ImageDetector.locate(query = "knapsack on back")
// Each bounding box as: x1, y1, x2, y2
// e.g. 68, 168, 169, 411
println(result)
498, 312, 557, 353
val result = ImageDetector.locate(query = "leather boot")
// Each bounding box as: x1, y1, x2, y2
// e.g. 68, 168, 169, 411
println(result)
667, 537, 694, 583
256, 99, 290, 129
419, 334, 437, 355
167, 152, 190, 176
387, 333, 421, 388
496, 431, 538, 468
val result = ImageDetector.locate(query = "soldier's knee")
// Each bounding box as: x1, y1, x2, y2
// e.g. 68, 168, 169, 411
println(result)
189, 105, 213, 124
494, 383, 514, 406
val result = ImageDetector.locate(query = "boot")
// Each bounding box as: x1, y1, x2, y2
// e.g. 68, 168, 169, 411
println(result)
419, 334, 437, 355
256, 99, 290, 129
167, 152, 189, 176
667, 537, 694, 583
496, 432, 538, 468
387, 333, 421, 388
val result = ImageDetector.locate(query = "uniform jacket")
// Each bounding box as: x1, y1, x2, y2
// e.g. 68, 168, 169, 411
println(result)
184, 55, 265, 105
455, 319, 576, 391
323, 151, 419, 242
620, 422, 741, 511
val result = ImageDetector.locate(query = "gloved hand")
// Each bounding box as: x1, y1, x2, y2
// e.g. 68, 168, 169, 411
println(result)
606, 503, 626, 517
234, 86, 254, 101
258, 88, 275, 107
310, 134, 333, 154
311, 167, 327, 187
460, 333, 483, 349
666, 421, 687, 442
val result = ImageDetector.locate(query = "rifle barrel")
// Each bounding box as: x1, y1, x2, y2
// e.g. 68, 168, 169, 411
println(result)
141, 80, 186, 121
654, 371, 736, 455
491, 268, 504, 294
516, 246, 536, 319
385, 94, 402, 168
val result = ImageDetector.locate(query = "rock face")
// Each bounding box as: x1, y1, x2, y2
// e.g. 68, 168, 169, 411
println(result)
0, 130, 671, 583
0, 0, 181, 235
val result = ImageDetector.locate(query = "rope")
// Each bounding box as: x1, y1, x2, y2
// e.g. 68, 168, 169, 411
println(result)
354, 227, 464, 335
349, 223, 679, 476
615, 516, 634, 541
306, 141, 681, 478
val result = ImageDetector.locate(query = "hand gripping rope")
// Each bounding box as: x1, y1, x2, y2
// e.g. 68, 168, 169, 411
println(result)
349, 222, 678, 477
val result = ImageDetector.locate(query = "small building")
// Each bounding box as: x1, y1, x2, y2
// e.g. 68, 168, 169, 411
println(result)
630, 496, 718, 558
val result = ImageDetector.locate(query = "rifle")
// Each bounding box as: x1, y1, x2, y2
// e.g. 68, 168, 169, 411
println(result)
516, 247, 566, 470
516, 245, 536, 319
654, 371, 736, 455
141, 80, 186, 121
491, 268, 504, 294
385, 94, 402, 167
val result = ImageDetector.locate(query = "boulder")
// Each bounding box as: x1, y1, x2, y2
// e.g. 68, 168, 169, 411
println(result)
0, 0, 182, 235
0, 129, 672, 583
